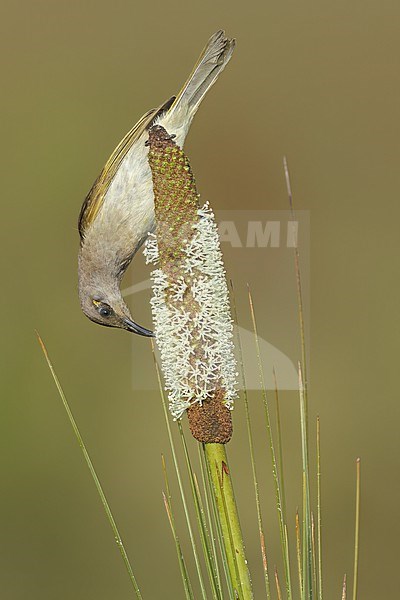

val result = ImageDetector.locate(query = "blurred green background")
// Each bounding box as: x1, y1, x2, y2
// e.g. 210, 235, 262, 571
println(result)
1, 1, 399, 598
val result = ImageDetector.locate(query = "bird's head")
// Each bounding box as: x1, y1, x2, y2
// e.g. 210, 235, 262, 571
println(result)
80, 290, 153, 336
77, 217, 154, 337
78, 255, 153, 337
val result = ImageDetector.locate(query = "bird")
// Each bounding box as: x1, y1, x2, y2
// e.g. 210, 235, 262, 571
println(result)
78, 30, 235, 336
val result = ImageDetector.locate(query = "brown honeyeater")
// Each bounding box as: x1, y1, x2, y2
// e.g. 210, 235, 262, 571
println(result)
78, 31, 235, 336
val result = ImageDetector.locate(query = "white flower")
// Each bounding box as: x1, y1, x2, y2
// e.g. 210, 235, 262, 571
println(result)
145, 203, 238, 419
143, 233, 159, 265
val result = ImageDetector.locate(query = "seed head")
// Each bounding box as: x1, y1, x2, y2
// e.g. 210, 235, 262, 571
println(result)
145, 125, 238, 443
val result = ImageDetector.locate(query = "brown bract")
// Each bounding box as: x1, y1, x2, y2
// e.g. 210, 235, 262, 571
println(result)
187, 389, 233, 444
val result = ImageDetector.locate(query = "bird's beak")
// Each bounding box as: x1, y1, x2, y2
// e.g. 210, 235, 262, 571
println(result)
123, 317, 154, 337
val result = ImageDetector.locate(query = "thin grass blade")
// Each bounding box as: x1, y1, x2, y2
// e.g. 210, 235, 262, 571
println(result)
299, 364, 312, 600
151, 343, 208, 599
311, 512, 317, 597
296, 509, 303, 597
275, 567, 283, 600
248, 288, 293, 600
283, 156, 309, 428
193, 470, 223, 598
352, 459, 361, 600
317, 417, 323, 600
37, 334, 143, 599
161, 456, 195, 600
231, 280, 271, 599
273, 368, 287, 522
302, 473, 307, 600
342, 574, 347, 600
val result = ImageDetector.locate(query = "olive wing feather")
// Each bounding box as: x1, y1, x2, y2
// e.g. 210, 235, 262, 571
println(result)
78, 96, 175, 240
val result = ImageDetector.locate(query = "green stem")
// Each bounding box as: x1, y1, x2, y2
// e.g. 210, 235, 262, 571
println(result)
204, 443, 253, 600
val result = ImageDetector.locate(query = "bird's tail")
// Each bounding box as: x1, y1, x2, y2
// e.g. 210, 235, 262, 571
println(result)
170, 30, 235, 118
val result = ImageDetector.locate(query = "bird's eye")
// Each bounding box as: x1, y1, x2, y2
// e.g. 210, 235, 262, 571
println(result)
92, 298, 113, 318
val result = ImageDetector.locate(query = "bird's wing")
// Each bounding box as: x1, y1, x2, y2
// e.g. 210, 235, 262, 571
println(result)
78, 96, 175, 240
